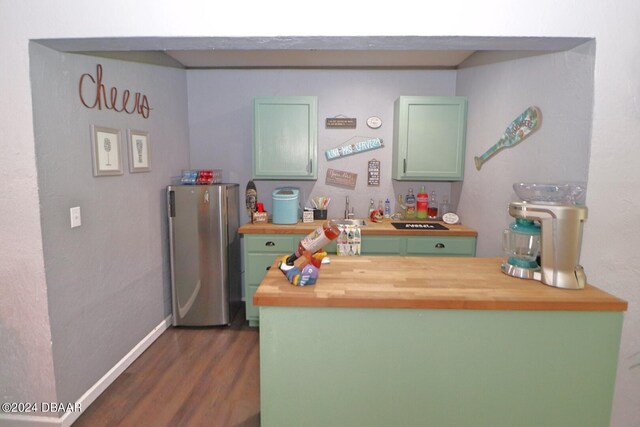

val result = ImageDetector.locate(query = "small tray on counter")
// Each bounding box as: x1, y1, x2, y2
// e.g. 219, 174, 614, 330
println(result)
391, 222, 449, 230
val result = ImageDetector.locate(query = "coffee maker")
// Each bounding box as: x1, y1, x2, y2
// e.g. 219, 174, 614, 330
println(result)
501, 183, 588, 289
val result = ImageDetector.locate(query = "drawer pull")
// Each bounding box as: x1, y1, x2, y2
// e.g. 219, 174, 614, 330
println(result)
265, 241, 275, 246
435, 243, 445, 249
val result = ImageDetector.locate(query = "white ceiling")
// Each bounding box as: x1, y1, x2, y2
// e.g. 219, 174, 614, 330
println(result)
164, 49, 476, 68
38, 36, 592, 69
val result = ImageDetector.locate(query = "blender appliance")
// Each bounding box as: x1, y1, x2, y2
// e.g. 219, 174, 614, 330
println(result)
501, 183, 588, 289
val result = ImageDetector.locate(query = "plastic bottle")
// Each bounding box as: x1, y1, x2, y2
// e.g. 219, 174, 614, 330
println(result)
405, 188, 416, 219
285, 221, 340, 265
416, 186, 428, 219
384, 198, 391, 218
428, 191, 438, 219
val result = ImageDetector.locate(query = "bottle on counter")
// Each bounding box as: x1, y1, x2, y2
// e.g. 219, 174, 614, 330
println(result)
384, 198, 391, 218
396, 194, 406, 219
428, 190, 438, 220
285, 220, 340, 265
416, 186, 428, 219
405, 188, 416, 219
368, 199, 375, 217
439, 195, 451, 220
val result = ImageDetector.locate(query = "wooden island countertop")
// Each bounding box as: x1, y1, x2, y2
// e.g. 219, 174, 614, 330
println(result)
254, 256, 627, 312
239, 219, 477, 236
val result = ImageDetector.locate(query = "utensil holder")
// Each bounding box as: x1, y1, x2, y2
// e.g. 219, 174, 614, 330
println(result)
313, 209, 327, 220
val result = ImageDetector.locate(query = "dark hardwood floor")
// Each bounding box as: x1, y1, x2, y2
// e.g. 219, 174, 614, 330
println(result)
74, 306, 260, 427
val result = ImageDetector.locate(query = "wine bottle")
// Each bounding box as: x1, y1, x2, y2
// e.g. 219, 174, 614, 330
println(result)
285, 221, 340, 265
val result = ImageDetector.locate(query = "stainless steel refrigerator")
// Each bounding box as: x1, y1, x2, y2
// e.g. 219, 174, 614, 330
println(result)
167, 184, 241, 326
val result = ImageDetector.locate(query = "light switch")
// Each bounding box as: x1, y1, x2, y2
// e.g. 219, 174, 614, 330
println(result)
70, 206, 82, 228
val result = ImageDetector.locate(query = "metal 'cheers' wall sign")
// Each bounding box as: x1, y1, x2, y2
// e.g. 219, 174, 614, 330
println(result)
78, 64, 151, 119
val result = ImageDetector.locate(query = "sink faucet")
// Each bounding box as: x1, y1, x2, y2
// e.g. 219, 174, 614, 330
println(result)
344, 196, 354, 219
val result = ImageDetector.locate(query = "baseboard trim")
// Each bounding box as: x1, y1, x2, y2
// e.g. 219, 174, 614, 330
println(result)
0, 315, 172, 427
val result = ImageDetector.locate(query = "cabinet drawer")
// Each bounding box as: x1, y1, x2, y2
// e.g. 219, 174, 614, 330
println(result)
245, 235, 295, 253
362, 236, 404, 254
246, 285, 259, 319
406, 236, 476, 256
245, 253, 283, 284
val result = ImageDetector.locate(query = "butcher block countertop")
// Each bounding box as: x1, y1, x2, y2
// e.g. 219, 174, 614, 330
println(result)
238, 219, 477, 236
253, 256, 627, 311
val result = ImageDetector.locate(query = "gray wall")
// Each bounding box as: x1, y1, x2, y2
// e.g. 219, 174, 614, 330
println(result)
187, 69, 458, 224
30, 43, 190, 404
456, 43, 595, 256
25, 43, 595, 407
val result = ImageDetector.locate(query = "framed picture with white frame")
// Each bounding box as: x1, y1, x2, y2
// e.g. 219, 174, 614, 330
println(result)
91, 125, 123, 176
127, 129, 150, 173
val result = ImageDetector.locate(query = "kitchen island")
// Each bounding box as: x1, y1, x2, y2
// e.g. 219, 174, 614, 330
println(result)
254, 256, 627, 427
240, 220, 478, 326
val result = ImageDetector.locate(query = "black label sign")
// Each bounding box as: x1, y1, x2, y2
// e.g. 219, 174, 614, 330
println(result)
326, 117, 357, 129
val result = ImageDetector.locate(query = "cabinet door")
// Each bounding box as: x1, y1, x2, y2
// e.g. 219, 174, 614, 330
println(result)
406, 236, 477, 256
253, 96, 317, 180
243, 234, 296, 326
393, 96, 468, 181
361, 236, 404, 255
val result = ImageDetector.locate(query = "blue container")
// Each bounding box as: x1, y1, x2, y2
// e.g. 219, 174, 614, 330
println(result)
272, 187, 300, 224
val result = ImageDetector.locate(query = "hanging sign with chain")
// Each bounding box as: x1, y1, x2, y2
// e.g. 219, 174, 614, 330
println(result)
325, 137, 383, 160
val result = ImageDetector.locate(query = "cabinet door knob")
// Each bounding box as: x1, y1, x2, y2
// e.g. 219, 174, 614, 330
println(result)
266, 266, 271, 271
435, 243, 445, 249
308, 159, 313, 174
403, 158, 407, 173
265, 241, 275, 246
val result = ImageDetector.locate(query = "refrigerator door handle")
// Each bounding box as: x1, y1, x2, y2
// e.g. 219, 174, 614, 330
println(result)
168, 190, 175, 217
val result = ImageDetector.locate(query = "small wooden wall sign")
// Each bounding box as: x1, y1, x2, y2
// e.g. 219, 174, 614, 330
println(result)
326, 117, 357, 129
367, 159, 380, 186
325, 168, 357, 189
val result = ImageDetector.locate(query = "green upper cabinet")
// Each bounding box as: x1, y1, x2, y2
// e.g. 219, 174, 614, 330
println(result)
253, 96, 318, 180
392, 96, 468, 181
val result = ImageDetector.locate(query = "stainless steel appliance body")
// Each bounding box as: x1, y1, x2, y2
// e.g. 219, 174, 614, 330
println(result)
167, 184, 241, 326
503, 201, 588, 289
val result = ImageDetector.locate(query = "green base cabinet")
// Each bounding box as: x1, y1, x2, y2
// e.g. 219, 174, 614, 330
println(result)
392, 96, 468, 181
363, 234, 476, 256
242, 234, 297, 327
260, 307, 623, 427
242, 233, 476, 326
253, 96, 318, 180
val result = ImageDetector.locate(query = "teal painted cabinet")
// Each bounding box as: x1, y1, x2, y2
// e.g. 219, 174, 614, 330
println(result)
253, 96, 318, 180
363, 235, 476, 256
242, 234, 297, 327
260, 307, 623, 427
392, 96, 468, 181
242, 233, 475, 326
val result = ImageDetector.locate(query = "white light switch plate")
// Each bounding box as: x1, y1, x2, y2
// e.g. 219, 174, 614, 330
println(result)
70, 206, 81, 228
